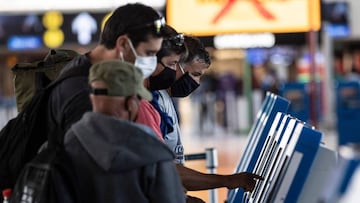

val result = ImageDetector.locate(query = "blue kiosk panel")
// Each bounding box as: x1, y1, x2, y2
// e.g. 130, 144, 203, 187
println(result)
227, 92, 290, 203
336, 81, 360, 145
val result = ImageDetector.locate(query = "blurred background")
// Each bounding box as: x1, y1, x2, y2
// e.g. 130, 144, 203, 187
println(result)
0, 0, 359, 202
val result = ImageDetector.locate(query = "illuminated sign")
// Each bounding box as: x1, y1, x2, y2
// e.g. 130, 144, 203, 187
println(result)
167, 0, 321, 36
72, 12, 98, 45
214, 33, 275, 49
322, 2, 350, 38
42, 11, 64, 48
0, 12, 108, 50
8, 36, 42, 50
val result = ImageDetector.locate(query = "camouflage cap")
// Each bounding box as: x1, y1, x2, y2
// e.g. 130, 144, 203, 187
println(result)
89, 60, 152, 101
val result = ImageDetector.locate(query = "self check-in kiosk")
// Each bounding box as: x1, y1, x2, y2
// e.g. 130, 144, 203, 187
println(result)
227, 92, 290, 203
226, 92, 337, 203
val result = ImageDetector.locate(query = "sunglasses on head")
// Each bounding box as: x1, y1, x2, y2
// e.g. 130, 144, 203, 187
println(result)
167, 33, 184, 47
127, 17, 166, 35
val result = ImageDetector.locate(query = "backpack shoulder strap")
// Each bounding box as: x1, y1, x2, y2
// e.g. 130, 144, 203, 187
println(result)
44, 55, 91, 148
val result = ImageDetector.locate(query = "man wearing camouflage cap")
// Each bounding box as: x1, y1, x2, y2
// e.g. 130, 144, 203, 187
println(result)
63, 60, 185, 203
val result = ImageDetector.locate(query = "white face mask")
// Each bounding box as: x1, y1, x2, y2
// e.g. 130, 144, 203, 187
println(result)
127, 39, 157, 79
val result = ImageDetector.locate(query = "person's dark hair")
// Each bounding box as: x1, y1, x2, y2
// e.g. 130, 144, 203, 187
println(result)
100, 3, 165, 49
156, 25, 187, 61
182, 35, 211, 65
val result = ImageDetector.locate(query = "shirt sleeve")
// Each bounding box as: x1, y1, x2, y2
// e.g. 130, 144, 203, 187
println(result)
136, 100, 164, 141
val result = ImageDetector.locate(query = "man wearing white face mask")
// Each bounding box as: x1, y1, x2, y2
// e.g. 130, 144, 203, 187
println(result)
126, 38, 158, 78
46, 3, 166, 147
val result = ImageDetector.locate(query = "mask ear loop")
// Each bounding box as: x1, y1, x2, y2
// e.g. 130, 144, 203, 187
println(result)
127, 38, 138, 57
119, 52, 124, 62
178, 63, 185, 74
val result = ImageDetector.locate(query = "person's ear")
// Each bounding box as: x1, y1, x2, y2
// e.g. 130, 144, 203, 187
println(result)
116, 35, 129, 52
126, 96, 139, 109
125, 96, 139, 121
89, 94, 95, 104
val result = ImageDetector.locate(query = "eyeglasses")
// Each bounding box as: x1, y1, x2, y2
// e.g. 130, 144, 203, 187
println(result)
167, 33, 184, 46
127, 17, 166, 35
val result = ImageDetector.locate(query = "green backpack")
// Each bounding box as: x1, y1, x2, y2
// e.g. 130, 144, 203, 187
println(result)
11, 49, 79, 112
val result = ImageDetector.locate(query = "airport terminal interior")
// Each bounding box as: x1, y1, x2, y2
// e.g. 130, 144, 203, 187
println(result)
1, 0, 360, 202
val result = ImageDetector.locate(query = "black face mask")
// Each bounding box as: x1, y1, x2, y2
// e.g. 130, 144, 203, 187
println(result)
170, 72, 200, 97
149, 63, 177, 90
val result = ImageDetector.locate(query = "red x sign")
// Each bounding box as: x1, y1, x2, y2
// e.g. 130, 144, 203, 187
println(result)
167, 0, 320, 36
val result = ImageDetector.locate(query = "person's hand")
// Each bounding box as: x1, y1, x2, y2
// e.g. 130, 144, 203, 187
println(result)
186, 195, 205, 203
225, 172, 264, 192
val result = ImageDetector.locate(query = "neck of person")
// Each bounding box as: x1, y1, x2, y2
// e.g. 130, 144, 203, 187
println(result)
89, 45, 118, 65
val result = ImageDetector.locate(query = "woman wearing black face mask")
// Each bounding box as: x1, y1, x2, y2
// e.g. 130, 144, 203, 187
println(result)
148, 60, 177, 90
147, 32, 186, 91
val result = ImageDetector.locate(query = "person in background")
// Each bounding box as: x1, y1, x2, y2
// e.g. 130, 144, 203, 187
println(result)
64, 60, 185, 203
345, 51, 360, 82
154, 35, 263, 202
46, 3, 166, 145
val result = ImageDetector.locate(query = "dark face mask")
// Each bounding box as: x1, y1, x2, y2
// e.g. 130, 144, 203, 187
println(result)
170, 72, 200, 97
149, 62, 177, 90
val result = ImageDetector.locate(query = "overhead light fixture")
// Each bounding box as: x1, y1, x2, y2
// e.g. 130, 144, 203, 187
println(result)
214, 33, 275, 49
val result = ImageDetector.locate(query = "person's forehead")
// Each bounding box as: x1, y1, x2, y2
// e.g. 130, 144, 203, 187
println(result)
191, 59, 209, 71
192, 55, 207, 63
162, 53, 181, 63
136, 37, 163, 51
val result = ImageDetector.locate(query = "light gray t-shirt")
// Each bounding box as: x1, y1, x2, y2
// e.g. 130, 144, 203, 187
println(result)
157, 90, 184, 164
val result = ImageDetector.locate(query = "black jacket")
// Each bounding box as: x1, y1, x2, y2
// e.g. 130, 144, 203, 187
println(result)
47, 54, 92, 143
